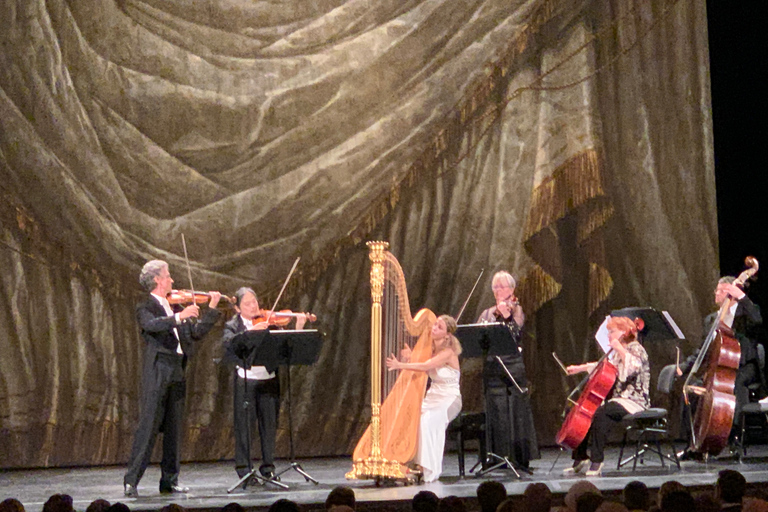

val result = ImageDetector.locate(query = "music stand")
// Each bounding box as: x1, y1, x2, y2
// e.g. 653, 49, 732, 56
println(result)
610, 307, 684, 343
227, 330, 289, 492
271, 329, 323, 485
456, 322, 529, 478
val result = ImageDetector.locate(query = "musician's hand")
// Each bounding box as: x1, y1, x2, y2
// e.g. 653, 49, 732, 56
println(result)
721, 282, 746, 300
676, 366, 683, 377
179, 304, 200, 320
294, 313, 307, 330
386, 354, 401, 370
253, 321, 269, 330
208, 291, 221, 309
567, 364, 587, 375
496, 300, 512, 319
400, 345, 412, 362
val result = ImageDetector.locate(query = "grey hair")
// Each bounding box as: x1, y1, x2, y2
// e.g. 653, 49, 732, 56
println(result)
139, 260, 168, 291
718, 276, 736, 285
492, 271, 516, 289
234, 287, 258, 306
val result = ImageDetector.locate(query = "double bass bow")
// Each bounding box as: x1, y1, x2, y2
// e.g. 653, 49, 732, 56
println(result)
683, 256, 759, 455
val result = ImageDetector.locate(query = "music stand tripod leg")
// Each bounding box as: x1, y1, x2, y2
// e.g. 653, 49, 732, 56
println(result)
477, 356, 532, 478
228, 358, 289, 492
272, 350, 319, 485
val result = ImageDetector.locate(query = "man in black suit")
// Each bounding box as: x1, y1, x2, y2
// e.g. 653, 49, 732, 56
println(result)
707, 277, 763, 442
679, 276, 763, 455
221, 287, 306, 482
123, 260, 222, 497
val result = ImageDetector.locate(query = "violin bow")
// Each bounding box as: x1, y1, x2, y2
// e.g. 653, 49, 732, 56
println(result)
455, 269, 484, 323
265, 257, 301, 324
180, 233, 196, 312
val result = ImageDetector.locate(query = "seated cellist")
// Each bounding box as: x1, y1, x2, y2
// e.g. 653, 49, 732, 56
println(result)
563, 316, 651, 476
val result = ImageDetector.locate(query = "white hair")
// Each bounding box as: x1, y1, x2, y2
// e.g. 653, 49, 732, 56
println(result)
139, 260, 167, 291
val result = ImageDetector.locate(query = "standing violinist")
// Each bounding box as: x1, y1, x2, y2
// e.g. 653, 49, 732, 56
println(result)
564, 316, 650, 477
221, 287, 307, 482
477, 271, 539, 470
678, 276, 763, 454
124, 260, 222, 497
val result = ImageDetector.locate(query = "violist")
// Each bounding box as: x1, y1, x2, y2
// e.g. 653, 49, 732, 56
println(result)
564, 316, 650, 476
221, 287, 307, 482
477, 271, 539, 470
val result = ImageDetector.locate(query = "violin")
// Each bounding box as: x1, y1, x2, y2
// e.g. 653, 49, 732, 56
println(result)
494, 294, 519, 319
167, 289, 235, 306
253, 310, 317, 327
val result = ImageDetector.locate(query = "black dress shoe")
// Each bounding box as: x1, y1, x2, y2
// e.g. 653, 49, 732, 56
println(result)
261, 471, 280, 482
159, 484, 189, 494
678, 449, 704, 461
124, 484, 139, 497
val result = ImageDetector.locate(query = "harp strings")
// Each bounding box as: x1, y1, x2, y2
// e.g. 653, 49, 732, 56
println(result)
382, 259, 416, 402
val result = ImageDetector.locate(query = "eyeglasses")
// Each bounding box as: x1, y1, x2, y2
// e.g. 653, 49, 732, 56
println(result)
492, 284, 511, 290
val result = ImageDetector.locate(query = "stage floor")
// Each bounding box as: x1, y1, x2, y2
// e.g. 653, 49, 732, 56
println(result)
3, 445, 768, 512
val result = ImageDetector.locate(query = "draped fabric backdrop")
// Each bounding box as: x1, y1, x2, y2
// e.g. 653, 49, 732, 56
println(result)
0, 0, 716, 468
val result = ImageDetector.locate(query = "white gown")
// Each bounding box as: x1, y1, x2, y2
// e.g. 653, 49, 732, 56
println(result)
416, 365, 462, 482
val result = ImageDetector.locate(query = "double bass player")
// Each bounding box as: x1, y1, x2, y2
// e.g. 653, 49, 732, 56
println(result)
678, 273, 763, 458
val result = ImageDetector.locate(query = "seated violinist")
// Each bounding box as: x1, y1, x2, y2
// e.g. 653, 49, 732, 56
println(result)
564, 316, 651, 477
221, 287, 307, 482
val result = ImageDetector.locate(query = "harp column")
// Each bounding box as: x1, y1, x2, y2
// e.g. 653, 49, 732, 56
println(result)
368, 240, 388, 461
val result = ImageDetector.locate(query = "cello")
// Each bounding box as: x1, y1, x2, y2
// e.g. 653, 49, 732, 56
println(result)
555, 316, 644, 450
556, 353, 618, 450
683, 257, 759, 455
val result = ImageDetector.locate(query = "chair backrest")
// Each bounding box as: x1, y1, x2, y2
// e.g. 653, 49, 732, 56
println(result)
657, 364, 678, 394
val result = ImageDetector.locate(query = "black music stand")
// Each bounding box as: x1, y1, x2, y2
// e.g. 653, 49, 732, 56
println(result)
227, 330, 289, 491
456, 322, 529, 478
610, 307, 683, 343
271, 329, 323, 486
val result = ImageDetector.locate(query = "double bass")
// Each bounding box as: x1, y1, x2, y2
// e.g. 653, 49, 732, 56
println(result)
683, 257, 759, 455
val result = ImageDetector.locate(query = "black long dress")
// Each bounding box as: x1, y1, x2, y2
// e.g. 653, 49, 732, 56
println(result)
478, 307, 540, 468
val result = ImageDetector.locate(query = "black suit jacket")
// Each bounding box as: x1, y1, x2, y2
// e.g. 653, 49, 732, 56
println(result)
699, 296, 762, 368
137, 294, 222, 364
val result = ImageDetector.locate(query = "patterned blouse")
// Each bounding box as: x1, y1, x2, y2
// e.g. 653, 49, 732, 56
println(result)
607, 340, 651, 413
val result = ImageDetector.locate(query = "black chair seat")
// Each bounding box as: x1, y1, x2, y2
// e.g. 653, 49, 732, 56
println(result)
447, 412, 486, 477
742, 402, 768, 415
623, 408, 667, 422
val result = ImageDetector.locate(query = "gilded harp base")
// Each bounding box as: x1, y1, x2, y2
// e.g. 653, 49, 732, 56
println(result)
345, 457, 412, 483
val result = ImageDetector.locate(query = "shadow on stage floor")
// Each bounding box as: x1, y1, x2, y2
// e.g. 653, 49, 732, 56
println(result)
3, 445, 768, 512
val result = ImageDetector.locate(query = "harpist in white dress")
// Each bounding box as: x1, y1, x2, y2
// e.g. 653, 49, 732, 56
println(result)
418, 365, 462, 481
387, 314, 463, 483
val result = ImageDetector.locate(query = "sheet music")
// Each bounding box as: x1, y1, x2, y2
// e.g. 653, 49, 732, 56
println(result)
662, 311, 685, 339
595, 315, 611, 353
